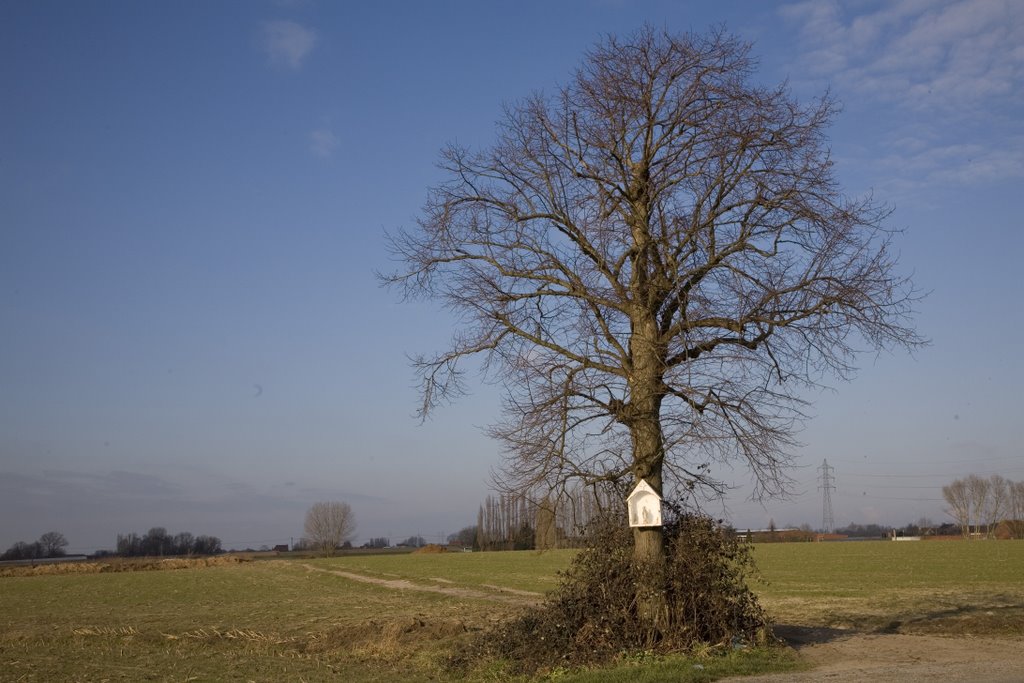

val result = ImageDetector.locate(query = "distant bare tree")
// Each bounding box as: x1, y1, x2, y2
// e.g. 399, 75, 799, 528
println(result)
0, 541, 42, 561
942, 478, 972, 538
192, 535, 222, 555
448, 526, 478, 548
985, 475, 1010, 538
476, 493, 536, 550
386, 26, 922, 630
967, 475, 991, 538
399, 535, 426, 548
173, 532, 194, 555
304, 501, 356, 556
38, 531, 68, 557
142, 527, 172, 556
1007, 480, 1024, 539
944, 475, 1014, 539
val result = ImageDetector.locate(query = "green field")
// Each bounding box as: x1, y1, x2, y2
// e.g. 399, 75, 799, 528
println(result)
751, 540, 1024, 636
1, 541, 1022, 681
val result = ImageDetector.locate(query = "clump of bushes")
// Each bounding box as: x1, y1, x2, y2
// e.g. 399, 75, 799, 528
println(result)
451, 501, 772, 676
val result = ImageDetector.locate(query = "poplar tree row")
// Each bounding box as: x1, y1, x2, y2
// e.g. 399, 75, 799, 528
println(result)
474, 486, 620, 551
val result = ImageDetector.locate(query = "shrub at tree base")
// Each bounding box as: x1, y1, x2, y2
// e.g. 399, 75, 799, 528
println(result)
451, 509, 772, 676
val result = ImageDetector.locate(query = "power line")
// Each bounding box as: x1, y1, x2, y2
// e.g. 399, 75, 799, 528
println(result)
858, 484, 943, 489
837, 492, 944, 502
827, 455, 1021, 466
842, 468, 1024, 479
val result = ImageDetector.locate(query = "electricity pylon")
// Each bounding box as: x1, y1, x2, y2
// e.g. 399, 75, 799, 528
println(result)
819, 459, 836, 533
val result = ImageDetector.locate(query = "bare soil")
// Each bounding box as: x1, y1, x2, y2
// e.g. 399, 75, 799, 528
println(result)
299, 562, 543, 604
725, 626, 1024, 683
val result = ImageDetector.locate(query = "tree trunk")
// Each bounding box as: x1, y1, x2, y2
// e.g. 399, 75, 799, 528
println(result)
628, 313, 669, 637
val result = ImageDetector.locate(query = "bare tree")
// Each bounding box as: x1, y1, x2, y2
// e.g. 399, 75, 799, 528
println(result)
386, 27, 921, 624
448, 525, 479, 548
38, 531, 68, 557
985, 475, 1009, 538
304, 501, 356, 556
1007, 480, 1024, 540
966, 474, 991, 538
192, 535, 222, 555
943, 478, 972, 538
945, 474, 1014, 539
173, 532, 194, 555
399, 535, 427, 548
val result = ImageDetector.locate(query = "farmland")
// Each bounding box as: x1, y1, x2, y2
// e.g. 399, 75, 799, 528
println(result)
751, 540, 1024, 636
1, 541, 1022, 681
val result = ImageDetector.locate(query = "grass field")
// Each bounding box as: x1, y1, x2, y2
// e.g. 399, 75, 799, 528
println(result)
751, 540, 1024, 637
1, 541, 1021, 681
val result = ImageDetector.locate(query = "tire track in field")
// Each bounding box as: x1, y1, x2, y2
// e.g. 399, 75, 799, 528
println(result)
298, 563, 543, 604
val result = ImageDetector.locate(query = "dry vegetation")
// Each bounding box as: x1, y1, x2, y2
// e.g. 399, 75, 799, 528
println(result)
0, 554, 249, 578
451, 513, 773, 677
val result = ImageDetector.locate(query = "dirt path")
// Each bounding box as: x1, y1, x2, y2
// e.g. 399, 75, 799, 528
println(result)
299, 563, 543, 605
724, 627, 1024, 683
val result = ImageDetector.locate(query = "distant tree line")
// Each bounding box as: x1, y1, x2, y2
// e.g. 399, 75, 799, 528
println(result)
115, 527, 222, 557
473, 486, 621, 551
943, 475, 1024, 539
398, 535, 426, 548
889, 518, 945, 537
291, 535, 389, 551
742, 521, 816, 543
1, 531, 69, 561
476, 493, 535, 550
447, 526, 478, 548
834, 523, 890, 538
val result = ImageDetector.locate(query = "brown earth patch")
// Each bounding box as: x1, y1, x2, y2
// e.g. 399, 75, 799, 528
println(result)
299, 563, 543, 604
413, 544, 447, 553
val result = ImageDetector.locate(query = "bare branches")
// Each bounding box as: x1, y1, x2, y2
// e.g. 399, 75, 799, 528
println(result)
304, 501, 356, 557
944, 475, 1016, 539
385, 27, 923, 503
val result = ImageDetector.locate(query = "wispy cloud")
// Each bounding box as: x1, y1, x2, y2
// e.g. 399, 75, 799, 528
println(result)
780, 0, 1024, 111
261, 20, 317, 70
780, 0, 1024, 193
34, 469, 184, 499
880, 136, 1024, 185
309, 128, 339, 158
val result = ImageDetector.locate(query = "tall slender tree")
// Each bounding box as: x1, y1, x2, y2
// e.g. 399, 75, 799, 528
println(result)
942, 478, 972, 538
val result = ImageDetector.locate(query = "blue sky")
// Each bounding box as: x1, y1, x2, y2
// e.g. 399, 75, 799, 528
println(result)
2, 0, 1022, 553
